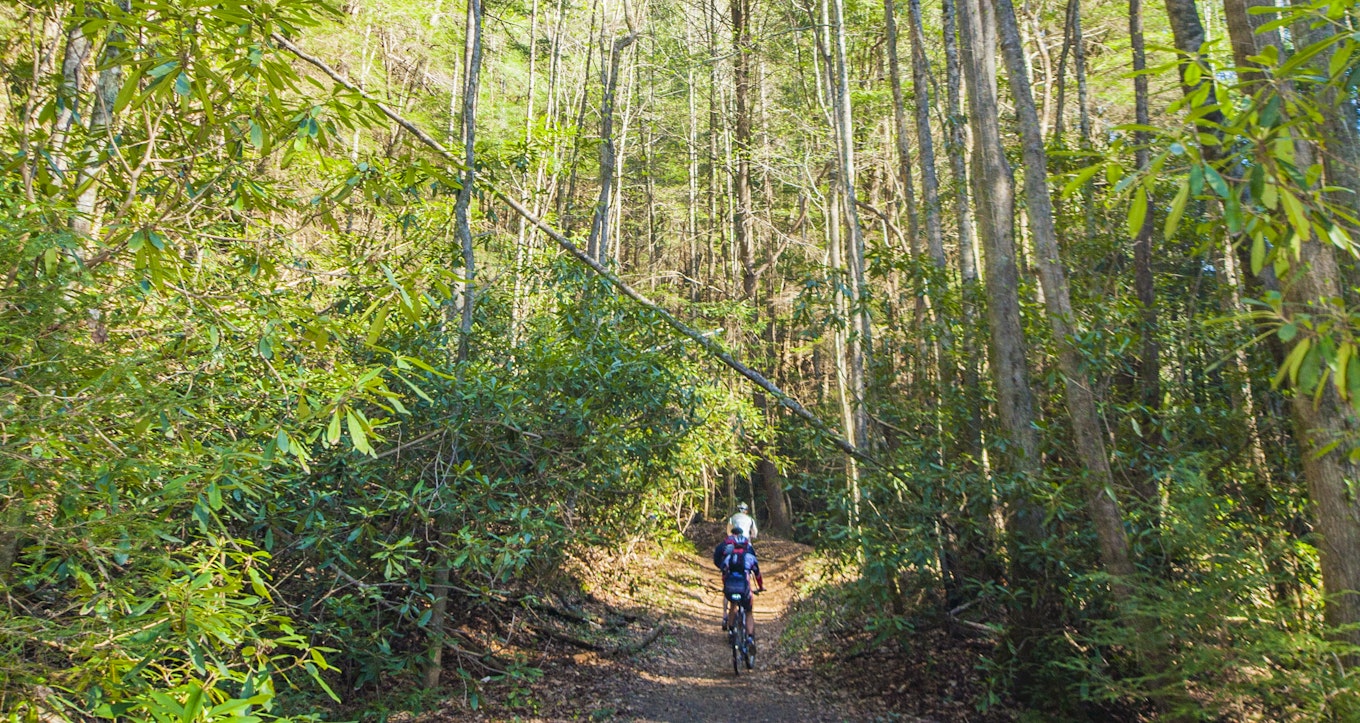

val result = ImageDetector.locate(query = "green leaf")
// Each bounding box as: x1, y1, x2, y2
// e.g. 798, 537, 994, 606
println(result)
1281, 189, 1311, 248
1165, 181, 1190, 238
1335, 342, 1352, 398
249, 120, 264, 149
1127, 187, 1148, 238
346, 409, 373, 456
181, 682, 203, 723
326, 410, 342, 446
1203, 166, 1230, 198
1278, 322, 1297, 342
1251, 233, 1267, 276
1184, 61, 1202, 87
1063, 163, 1103, 198
366, 302, 391, 347
1274, 337, 1312, 389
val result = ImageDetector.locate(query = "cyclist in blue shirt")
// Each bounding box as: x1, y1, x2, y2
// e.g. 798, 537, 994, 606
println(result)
713, 527, 764, 643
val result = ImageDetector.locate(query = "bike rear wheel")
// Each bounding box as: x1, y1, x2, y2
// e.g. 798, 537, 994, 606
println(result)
730, 608, 745, 675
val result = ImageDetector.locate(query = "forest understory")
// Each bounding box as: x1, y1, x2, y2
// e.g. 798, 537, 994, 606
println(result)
386, 523, 1010, 722
6, 0, 1360, 717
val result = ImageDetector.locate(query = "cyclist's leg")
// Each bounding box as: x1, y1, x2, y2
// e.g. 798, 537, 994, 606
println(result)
743, 592, 755, 636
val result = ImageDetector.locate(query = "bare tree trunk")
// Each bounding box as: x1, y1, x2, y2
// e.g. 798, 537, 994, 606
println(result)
559, 0, 601, 235
1129, 0, 1161, 515
733, 0, 757, 299
429, 0, 482, 690
1218, 0, 1360, 652
50, 21, 93, 175
942, 0, 978, 287
827, 175, 861, 527
956, 0, 1057, 686
828, 0, 872, 464
707, 0, 720, 298
1069, 0, 1095, 236
992, 0, 1136, 584
587, 26, 637, 264
687, 17, 701, 301
903, 0, 946, 269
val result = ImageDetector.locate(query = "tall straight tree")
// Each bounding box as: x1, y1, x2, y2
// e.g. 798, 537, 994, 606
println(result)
955, 0, 1053, 678
883, 0, 923, 261
1128, 0, 1160, 512
903, 0, 945, 269
429, 0, 483, 688
941, 0, 977, 286
1217, 0, 1360, 650
732, 0, 757, 299
587, 10, 636, 264
827, 0, 871, 465
991, 0, 1136, 587
72, 1, 129, 240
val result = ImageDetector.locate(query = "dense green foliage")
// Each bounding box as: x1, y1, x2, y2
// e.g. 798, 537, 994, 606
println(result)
6, 0, 1360, 718
0, 2, 755, 716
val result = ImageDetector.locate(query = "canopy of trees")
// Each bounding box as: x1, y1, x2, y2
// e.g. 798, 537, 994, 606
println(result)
3, 0, 1360, 718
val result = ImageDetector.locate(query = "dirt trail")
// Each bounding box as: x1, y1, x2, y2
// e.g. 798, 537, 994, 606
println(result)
616, 535, 864, 722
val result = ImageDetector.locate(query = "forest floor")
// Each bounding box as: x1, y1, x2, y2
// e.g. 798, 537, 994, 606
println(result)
407, 523, 916, 722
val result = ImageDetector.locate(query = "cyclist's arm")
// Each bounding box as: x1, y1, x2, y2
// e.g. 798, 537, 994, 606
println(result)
752, 561, 764, 590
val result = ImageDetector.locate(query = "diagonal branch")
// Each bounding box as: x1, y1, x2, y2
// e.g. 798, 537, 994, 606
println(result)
270, 31, 908, 484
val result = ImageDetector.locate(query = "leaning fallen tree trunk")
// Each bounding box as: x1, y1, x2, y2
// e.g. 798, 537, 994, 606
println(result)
269, 32, 878, 470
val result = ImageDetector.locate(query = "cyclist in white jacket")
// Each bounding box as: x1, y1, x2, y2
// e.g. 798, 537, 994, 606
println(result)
728, 502, 757, 540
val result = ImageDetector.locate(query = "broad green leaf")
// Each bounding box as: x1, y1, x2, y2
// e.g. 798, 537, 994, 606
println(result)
326, 410, 342, 446
1165, 181, 1190, 238
1128, 187, 1148, 238
346, 409, 373, 456
1063, 163, 1103, 198
1251, 233, 1267, 276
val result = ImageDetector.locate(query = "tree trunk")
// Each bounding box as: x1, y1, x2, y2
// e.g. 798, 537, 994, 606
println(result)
50, 21, 93, 175
992, 0, 1136, 585
903, 0, 946, 270
587, 27, 637, 264
942, 0, 978, 288
429, 0, 482, 690
1068, 0, 1095, 236
828, 0, 872, 462
72, 1, 130, 240
733, 0, 757, 299
1218, 0, 1360, 651
956, 0, 1052, 681
1129, 0, 1161, 515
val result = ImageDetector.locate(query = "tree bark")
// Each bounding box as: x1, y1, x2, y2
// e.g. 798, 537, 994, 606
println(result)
992, 0, 1137, 585
50, 21, 93, 175
956, 0, 1052, 678
828, 0, 872, 462
943, 0, 978, 288
1129, 0, 1161, 514
587, 29, 637, 264
429, 0, 482, 689
903, 0, 946, 269
72, 0, 130, 239
1218, 0, 1360, 650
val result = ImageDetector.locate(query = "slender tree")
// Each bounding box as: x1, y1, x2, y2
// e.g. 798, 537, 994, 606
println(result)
956, 0, 1053, 678
992, 0, 1136, 588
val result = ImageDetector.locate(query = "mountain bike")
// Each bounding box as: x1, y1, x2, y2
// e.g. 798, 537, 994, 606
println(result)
724, 589, 761, 674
